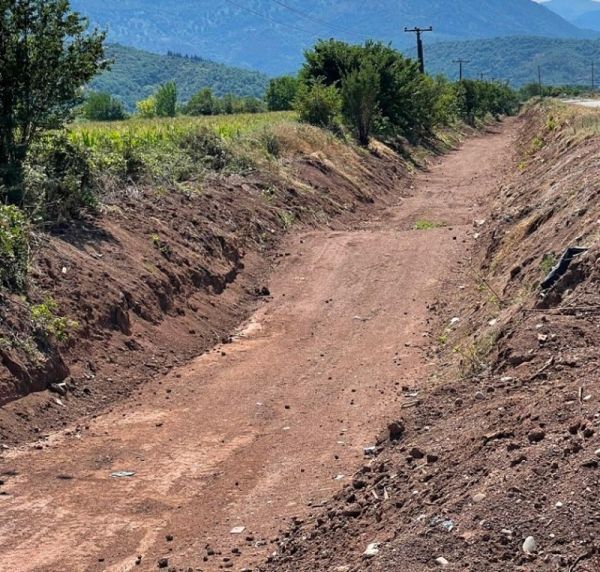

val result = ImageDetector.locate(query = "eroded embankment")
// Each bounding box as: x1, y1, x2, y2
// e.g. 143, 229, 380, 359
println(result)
262, 103, 600, 571
0, 123, 411, 444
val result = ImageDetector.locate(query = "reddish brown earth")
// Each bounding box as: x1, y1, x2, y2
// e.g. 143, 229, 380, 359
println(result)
0, 121, 519, 572
262, 105, 600, 572
0, 125, 407, 444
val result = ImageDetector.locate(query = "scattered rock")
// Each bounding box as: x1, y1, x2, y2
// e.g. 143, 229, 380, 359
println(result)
388, 420, 405, 441
157, 557, 169, 568
363, 543, 379, 558
523, 536, 537, 554
435, 557, 450, 567
527, 429, 545, 443
230, 526, 246, 534
472, 493, 487, 503
409, 447, 425, 460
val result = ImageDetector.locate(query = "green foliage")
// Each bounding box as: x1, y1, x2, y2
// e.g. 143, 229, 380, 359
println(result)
91, 45, 269, 111
155, 82, 177, 118
540, 253, 557, 274
23, 133, 97, 224
0, 205, 29, 291
185, 88, 217, 116
82, 92, 127, 121
136, 96, 157, 119
295, 81, 342, 131
30, 298, 78, 343
456, 80, 519, 125
341, 62, 380, 145
0, 0, 107, 198
266, 76, 300, 111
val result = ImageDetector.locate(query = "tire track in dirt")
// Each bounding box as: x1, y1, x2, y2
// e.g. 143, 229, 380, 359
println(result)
0, 121, 517, 572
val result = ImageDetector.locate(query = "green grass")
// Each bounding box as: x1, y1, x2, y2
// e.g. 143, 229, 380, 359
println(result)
413, 219, 446, 230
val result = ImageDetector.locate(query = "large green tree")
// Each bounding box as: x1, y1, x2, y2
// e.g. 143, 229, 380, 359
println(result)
0, 0, 107, 198
265, 76, 299, 111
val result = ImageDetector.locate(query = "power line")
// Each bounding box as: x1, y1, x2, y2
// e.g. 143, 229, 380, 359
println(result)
266, 0, 365, 40
222, 0, 317, 37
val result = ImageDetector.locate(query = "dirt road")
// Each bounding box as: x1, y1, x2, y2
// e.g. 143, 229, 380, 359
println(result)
0, 122, 517, 572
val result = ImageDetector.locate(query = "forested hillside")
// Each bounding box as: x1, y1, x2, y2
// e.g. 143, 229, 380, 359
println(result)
424, 36, 600, 87
90, 44, 269, 109
71, 0, 590, 74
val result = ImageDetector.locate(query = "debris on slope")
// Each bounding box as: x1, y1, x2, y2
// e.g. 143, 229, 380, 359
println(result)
260, 103, 600, 571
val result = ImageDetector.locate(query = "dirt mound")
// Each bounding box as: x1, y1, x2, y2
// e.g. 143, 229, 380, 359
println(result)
260, 104, 600, 571
0, 125, 408, 444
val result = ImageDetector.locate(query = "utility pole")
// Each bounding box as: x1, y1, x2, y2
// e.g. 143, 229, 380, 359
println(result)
538, 65, 543, 97
480, 72, 485, 81
404, 26, 433, 73
592, 62, 596, 92
453, 59, 470, 81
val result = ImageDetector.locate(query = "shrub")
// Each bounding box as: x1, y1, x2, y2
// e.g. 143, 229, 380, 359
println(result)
0, 205, 29, 291
295, 81, 342, 130
136, 96, 157, 118
82, 92, 127, 121
266, 76, 300, 111
155, 82, 177, 117
341, 61, 380, 145
185, 88, 216, 116
23, 133, 97, 224
31, 298, 78, 343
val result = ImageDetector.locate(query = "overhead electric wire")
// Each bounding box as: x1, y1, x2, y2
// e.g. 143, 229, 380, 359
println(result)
221, 0, 317, 36
266, 0, 366, 40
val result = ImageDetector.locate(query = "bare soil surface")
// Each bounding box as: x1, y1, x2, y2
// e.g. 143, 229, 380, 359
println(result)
0, 123, 518, 572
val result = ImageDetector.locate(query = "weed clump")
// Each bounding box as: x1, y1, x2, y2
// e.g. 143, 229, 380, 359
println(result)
0, 205, 29, 291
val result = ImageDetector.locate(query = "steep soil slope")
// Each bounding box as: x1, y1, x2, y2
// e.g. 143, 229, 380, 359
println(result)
0, 124, 408, 444
261, 104, 600, 571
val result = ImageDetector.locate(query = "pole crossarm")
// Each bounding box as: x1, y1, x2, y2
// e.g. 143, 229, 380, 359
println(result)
404, 26, 433, 74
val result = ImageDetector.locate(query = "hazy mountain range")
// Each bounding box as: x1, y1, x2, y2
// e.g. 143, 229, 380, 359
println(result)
72, 0, 597, 75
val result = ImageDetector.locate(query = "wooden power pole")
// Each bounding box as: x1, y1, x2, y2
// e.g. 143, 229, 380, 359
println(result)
538, 65, 543, 97
453, 59, 470, 81
404, 26, 433, 73
592, 62, 596, 92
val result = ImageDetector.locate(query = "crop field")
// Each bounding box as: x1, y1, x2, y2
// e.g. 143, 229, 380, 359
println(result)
68, 111, 297, 152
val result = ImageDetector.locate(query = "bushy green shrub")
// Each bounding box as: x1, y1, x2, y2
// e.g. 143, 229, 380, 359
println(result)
155, 82, 178, 117
23, 133, 97, 224
295, 81, 342, 130
31, 298, 78, 343
82, 92, 127, 121
266, 76, 299, 111
299, 39, 519, 144
0, 205, 29, 291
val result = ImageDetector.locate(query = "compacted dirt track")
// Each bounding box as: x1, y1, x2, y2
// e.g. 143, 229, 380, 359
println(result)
0, 122, 517, 572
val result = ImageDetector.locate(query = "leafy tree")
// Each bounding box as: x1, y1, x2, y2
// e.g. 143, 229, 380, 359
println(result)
136, 96, 157, 118
155, 81, 177, 117
185, 87, 215, 115
266, 76, 299, 111
295, 81, 342, 130
341, 62, 380, 145
0, 0, 107, 199
82, 91, 126, 121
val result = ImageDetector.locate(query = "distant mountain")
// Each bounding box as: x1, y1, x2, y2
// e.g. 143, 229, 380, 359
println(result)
90, 45, 269, 110
422, 36, 600, 88
534, 0, 600, 21
574, 10, 600, 32
71, 0, 592, 75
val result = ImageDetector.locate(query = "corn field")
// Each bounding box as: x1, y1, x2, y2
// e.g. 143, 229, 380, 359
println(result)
69, 112, 296, 152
